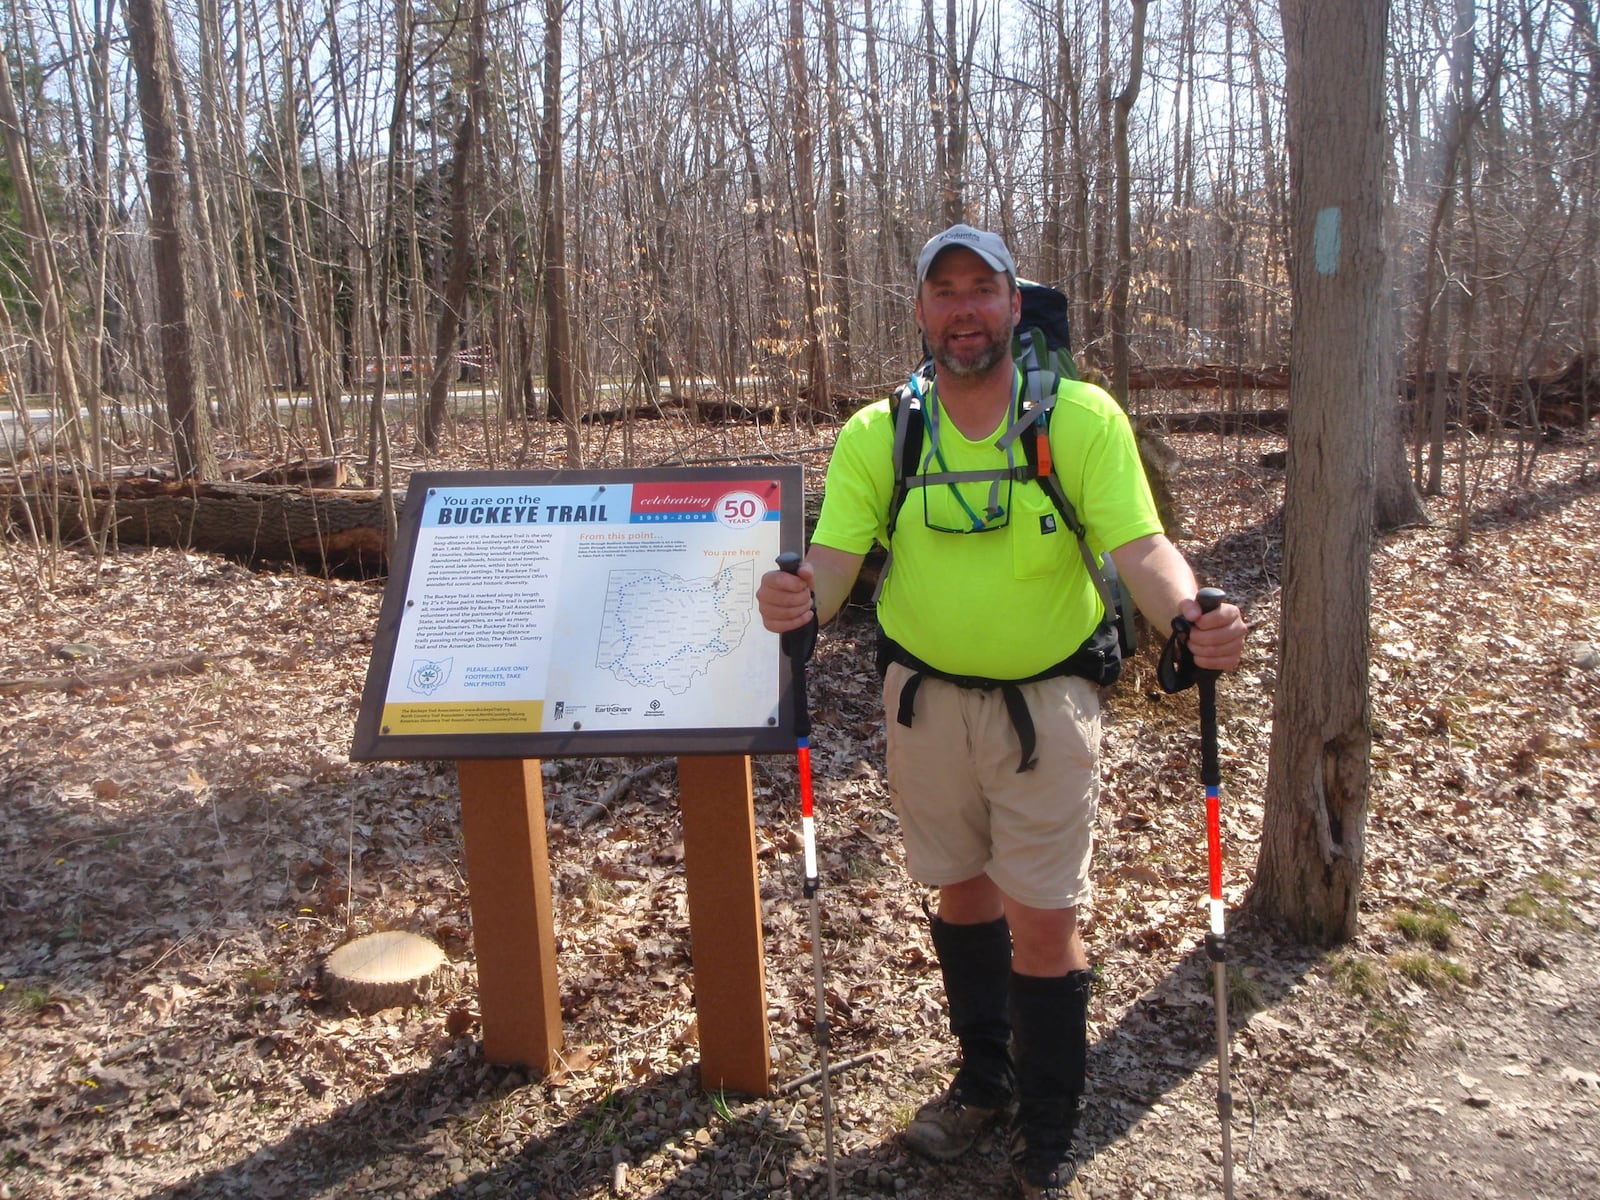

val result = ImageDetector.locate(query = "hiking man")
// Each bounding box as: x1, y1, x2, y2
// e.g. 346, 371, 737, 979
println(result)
756, 224, 1247, 1199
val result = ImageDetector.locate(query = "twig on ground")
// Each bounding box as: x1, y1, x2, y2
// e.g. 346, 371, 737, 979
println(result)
773, 1050, 884, 1096
573, 759, 674, 827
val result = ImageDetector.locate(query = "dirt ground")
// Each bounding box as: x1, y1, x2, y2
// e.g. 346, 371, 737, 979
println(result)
2, 418, 1598, 1200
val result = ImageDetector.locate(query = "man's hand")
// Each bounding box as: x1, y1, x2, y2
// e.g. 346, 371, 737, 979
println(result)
758, 559, 818, 634
1175, 595, 1247, 672
758, 544, 866, 633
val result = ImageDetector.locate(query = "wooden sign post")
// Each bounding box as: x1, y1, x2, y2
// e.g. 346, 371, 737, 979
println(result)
676, 753, 771, 1095
454, 753, 770, 1094
456, 758, 563, 1070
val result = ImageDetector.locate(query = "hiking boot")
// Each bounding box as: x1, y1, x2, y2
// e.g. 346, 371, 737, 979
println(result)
904, 1067, 1014, 1161
1009, 1119, 1085, 1199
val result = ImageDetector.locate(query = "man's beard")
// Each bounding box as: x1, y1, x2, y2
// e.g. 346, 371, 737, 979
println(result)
931, 321, 1014, 379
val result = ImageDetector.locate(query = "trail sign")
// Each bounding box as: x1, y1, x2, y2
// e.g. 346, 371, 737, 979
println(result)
351, 466, 804, 762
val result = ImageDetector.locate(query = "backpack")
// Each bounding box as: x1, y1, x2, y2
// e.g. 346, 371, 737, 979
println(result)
881, 280, 1138, 664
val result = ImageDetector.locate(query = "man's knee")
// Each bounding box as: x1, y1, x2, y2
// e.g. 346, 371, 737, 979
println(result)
1006, 903, 1083, 975
937, 875, 1005, 924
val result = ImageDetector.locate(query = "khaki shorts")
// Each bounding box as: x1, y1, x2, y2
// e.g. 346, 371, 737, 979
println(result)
882, 662, 1101, 909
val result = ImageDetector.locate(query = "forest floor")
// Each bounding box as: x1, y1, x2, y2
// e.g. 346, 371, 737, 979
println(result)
2, 417, 1598, 1200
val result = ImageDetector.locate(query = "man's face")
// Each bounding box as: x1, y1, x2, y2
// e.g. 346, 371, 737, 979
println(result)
915, 248, 1020, 380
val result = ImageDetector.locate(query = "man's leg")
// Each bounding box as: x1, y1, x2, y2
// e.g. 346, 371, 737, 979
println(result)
1005, 900, 1090, 1200
904, 875, 1015, 1161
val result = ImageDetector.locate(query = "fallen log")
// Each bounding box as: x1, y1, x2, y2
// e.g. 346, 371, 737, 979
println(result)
3, 476, 393, 572
1404, 353, 1598, 429
1138, 408, 1289, 434
1128, 364, 1290, 391
1128, 356, 1596, 429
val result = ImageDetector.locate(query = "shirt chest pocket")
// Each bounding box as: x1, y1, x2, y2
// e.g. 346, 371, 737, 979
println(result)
1010, 487, 1070, 579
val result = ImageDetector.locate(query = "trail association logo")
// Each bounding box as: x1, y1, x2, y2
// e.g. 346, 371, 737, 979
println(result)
407, 657, 453, 696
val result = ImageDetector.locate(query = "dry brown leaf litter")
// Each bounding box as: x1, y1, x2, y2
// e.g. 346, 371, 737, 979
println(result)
1, 419, 1597, 1200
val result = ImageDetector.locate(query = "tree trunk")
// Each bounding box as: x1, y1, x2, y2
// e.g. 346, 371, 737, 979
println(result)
1373, 389, 1428, 531
821, 0, 853, 390
1412, 0, 1477, 495
125, 0, 212, 480
422, 0, 488, 450
1108, 0, 1148, 407
787, 0, 831, 417
1568, 0, 1600, 445
1040, 0, 1074, 287
4, 478, 388, 572
538, 0, 579, 459
1254, 0, 1389, 946
1084, 0, 1114, 361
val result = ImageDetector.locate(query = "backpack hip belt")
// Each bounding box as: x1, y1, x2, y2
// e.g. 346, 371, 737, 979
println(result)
876, 627, 1120, 774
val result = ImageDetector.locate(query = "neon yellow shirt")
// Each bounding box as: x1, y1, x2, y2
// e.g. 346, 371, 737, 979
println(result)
811, 371, 1163, 678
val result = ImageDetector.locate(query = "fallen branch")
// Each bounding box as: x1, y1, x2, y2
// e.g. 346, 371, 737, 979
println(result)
0, 651, 214, 695
572, 759, 676, 827
772, 1049, 884, 1096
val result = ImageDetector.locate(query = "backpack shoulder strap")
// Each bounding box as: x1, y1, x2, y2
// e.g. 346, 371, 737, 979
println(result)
875, 373, 931, 604
1000, 334, 1124, 627
887, 369, 931, 540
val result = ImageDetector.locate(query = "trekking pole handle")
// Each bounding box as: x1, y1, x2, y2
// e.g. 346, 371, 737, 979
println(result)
776, 552, 819, 672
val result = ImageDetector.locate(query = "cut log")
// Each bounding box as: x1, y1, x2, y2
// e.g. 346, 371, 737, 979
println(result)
323, 930, 450, 1012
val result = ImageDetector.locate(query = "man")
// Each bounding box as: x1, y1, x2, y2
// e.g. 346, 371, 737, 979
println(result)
757, 225, 1247, 1199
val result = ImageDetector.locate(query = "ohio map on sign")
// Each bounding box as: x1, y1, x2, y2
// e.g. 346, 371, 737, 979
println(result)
596, 562, 755, 695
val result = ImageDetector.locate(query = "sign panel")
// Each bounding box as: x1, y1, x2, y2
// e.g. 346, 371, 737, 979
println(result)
351, 466, 805, 760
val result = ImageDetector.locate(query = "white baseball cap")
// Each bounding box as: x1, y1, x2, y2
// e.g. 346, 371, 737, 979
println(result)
915, 224, 1018, 287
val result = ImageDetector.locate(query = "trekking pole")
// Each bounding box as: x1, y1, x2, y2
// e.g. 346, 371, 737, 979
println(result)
775, 552, 838, 1200
1173, 586, 1235, 1200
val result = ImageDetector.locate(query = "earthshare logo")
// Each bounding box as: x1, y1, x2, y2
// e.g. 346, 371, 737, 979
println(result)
407, 657, 453, 696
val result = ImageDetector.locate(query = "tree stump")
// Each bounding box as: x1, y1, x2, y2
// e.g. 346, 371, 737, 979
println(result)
323, 931, 449, 1012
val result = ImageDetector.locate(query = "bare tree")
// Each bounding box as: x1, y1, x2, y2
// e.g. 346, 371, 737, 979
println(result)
821, 0, 853, 390
924, 0, 976, 226
1572, 1, 1600, 449
787, 0, 831, 417
421, 0, 488, 451
1108, 0, 1147, 406
1410, 0, 1479, 496
0, 34, 95, 485
6, 0, 1598, 508
538, 0, 579, 459
1254, 0, 1390, 944
124, 0, 211, 480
